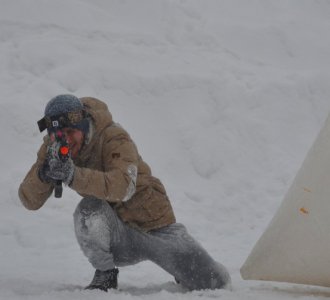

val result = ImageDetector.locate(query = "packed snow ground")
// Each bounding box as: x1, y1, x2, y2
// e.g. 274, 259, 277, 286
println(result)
1, 0, 330, 299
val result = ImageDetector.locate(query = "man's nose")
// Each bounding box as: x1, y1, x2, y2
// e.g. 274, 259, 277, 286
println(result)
65, 134, 73, 144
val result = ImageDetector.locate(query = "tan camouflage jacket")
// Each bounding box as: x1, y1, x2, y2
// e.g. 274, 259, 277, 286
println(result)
19, 97, 176, 232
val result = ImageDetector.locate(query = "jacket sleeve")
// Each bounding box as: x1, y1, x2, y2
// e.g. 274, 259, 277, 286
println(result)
18, 140, 54, 210
70, 128, 139, 203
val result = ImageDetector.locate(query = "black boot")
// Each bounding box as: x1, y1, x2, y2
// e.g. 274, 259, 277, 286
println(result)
85, 268, 119, 292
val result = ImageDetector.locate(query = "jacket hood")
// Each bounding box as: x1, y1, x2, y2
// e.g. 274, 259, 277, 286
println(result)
79, 97, 113, 132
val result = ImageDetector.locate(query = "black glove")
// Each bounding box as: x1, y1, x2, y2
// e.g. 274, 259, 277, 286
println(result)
38, 160, 54, 184
45, 158, 75, 186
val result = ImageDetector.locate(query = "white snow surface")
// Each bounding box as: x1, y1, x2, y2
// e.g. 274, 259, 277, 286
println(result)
2, 0, 330, 299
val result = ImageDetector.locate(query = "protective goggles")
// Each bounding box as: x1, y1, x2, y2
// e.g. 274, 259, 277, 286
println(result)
37, 110, 86, 133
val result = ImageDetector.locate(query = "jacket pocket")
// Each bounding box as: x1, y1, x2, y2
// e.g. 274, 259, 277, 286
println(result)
116, 186, 170, 225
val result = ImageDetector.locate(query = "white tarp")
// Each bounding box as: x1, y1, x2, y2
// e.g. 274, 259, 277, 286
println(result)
241, 114, 330, 287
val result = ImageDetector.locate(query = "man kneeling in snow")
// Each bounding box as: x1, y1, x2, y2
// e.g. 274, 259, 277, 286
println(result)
18, 94, 230, 292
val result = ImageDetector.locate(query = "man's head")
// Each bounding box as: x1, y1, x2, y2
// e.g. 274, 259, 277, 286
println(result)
38, 94, 89, 133
38, 94, 89, 158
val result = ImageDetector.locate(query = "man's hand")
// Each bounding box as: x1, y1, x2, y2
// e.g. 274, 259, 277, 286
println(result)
38, 160, 54, 184
46, 158, 75, 186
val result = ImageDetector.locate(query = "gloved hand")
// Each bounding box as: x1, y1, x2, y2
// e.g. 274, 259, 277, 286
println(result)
45, 158, 75, 186
38, 160, 54, 184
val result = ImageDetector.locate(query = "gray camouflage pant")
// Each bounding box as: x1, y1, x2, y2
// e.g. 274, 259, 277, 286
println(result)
73, 197, 231, 290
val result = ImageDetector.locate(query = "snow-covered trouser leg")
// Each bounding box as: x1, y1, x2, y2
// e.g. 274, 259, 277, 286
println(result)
146, 224, 231, 290
74, 197, 147, 270
73, 197, 230, 290
73, 197, 117, 271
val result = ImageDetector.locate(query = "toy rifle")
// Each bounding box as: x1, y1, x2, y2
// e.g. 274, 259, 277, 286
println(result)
47, 130, 70, 198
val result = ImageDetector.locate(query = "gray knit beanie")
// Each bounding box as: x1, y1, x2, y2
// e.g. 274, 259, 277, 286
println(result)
45, 94, 83, 117
41, 94, 89, 133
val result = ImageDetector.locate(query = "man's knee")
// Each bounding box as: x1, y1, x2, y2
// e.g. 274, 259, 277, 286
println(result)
74, 197, 104, 217
74, 197, 111, 237
175, 257, 231, 290
73, 197, 121, 245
